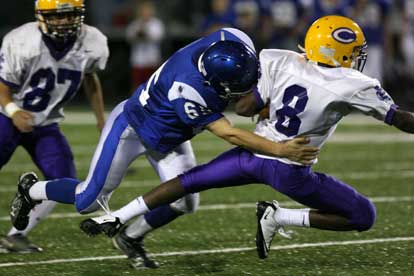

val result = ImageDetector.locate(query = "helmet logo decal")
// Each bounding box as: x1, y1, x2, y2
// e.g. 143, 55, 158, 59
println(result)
332, 28, 357, 44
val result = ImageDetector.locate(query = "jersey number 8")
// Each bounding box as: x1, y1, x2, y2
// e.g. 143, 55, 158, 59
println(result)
275, 84, 309, 136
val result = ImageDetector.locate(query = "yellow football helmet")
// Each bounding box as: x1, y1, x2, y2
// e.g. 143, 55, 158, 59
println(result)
304, 15, 367, 72
35, 0, 85, 41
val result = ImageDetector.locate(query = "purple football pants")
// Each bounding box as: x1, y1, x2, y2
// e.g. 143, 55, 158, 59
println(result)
0, 114, 76, 180
180, 147, 376, 232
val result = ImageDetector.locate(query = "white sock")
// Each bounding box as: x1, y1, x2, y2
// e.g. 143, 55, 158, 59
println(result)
274, 207, 310, 227
8, 201, 57, 236
124, 216, 154, 238
29, 181, 48, 201
112, 196, 150, 224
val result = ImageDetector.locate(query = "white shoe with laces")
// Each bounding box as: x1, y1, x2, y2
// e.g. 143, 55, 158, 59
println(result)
255, 200, 292, 259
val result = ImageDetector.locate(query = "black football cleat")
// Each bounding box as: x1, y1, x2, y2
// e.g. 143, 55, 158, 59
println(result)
112, 229, 159, 269
0, 234, 43, 253
80, 214, 123, 238
10, 172, 40, 231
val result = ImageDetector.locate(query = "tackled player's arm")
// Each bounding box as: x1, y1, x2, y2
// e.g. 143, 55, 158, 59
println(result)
391, 109, 414, 134
206, 117, 319, 165
83, 73, 105, 131
0, 81, 33, 132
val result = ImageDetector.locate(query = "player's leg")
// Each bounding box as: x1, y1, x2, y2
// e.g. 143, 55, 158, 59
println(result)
0, 114, 25, 253
9, 101, 139, 229
74, 105, 145, 214
126, 141, 197, 237
112, 141, 197, 268
83, 147, 259, 231
5, 124, 77, 253
272, 164, 375, 231
255, 161, 376, 258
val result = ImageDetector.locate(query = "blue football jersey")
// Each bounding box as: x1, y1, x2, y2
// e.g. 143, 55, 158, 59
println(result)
124, 28, 255, 153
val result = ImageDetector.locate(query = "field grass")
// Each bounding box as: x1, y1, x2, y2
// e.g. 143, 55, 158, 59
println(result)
0, 115, 413, 276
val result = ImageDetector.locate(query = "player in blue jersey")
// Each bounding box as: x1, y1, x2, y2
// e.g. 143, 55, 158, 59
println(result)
0, 0, 107, 253
10, 28, 319, 268
74, 16, 414, 262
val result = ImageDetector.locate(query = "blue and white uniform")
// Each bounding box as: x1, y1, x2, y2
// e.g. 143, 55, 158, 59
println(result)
74, 28, 255, 213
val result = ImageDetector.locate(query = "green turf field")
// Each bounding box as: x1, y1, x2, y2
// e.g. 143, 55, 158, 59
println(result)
0, 115, 413, 276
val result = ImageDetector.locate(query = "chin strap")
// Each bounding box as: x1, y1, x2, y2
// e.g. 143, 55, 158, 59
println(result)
297, 44, 306, 53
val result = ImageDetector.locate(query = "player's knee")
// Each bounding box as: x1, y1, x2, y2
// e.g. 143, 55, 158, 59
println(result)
170, 193, 200, 214
352, 197, 376, 232
75, 200, 100, 214
74, 185, 101, 214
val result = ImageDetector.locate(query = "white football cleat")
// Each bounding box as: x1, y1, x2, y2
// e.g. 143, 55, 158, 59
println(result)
255, 200, 292, 259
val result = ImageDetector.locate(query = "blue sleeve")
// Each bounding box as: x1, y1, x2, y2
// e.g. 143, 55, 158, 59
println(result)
168, 79, 226, 128
172, 98, 224, 128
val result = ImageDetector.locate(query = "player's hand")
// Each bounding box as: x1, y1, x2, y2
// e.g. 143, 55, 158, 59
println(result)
11, 110, 34, 133
280, 137, 320, 166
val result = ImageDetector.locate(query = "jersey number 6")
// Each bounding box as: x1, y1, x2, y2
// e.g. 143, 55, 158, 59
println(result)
275, 84, 309, 137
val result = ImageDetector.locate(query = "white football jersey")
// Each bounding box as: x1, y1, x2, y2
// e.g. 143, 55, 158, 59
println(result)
0, 22, 109, 126
254, 49, 397, 165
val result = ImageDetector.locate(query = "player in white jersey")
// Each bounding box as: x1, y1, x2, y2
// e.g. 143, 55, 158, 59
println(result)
75, 15, 414, 263
0, 0, 108, 252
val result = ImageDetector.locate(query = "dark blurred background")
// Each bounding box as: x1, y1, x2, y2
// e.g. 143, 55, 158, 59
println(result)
1, 0, 413, 110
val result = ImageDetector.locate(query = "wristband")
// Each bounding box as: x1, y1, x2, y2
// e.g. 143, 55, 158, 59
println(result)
5, 102, 22, 117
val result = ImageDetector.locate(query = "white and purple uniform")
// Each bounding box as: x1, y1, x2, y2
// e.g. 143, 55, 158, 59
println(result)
179, 49, 397, 231
72, 28, 256, 213
0, 22, 108, 179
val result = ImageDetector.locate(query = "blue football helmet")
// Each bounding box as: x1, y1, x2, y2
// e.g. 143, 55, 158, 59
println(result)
198, 40, 259, 99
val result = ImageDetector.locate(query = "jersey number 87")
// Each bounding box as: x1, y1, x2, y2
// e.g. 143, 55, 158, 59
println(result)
24, 68, 81, 112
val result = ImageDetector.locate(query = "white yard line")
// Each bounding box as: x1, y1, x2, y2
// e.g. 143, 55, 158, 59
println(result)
0, 236, 413, 268
0, 196, 412, 221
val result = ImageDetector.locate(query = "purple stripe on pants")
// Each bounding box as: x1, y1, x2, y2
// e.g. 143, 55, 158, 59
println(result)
180, 147, 376, 231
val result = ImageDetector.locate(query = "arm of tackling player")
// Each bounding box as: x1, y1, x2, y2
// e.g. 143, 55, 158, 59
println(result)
206, 117, 319, 165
